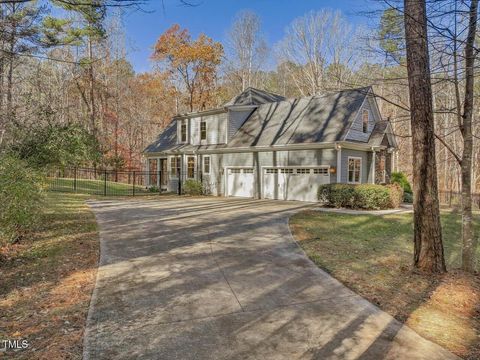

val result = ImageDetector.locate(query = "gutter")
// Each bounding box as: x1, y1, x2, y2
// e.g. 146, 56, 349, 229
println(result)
143, 141, 386, 157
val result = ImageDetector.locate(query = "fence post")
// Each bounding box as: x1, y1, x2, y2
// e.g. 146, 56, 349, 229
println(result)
133, 171, 136, 196
177, 168, 181, 195
74, 167, 77, 192
104, 169, 107, 196
158, 170, 161, 194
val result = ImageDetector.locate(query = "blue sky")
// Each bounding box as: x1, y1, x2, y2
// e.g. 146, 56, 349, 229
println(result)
122, 0, 377, 73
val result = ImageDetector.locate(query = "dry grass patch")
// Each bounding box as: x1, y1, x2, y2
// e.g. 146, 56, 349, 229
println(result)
0, 192, 99, 359
290, 210, 480, 360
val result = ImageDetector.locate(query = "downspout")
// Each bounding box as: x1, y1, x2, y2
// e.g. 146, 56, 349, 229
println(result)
371, 147, 376, 184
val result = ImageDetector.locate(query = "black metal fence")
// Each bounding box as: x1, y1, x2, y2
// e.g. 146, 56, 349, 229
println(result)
47, 167, 166, 196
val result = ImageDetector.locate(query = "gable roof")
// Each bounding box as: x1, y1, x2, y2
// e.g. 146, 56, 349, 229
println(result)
224, 87, 286, 107
368, 120, 397, 148
226, 87, 370, 148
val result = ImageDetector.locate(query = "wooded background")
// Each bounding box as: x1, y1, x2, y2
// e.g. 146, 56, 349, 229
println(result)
0, 0, 478, 195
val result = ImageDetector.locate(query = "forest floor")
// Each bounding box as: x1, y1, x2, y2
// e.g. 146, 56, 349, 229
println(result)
290, 210, 480, 360
0, 192, 99, 359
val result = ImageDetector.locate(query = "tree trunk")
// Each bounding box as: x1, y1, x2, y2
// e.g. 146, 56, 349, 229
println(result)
6, 3, 16, 130
461, 0, 478, 272
404, 0, 446, 273
88, 37, 96, 140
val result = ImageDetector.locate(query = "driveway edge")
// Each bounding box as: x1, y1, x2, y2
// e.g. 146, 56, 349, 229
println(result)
82, 203, 106, 360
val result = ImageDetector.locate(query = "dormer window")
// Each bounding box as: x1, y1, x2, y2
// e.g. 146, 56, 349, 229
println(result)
200, 121, 207, 140
181, 122, 187, 142
362, 110, 369, 133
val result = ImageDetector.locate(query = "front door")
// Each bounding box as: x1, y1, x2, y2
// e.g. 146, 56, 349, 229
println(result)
160, 159, 168, 189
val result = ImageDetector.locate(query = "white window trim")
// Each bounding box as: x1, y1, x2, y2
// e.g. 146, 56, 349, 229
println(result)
200, 121, 207, 141
347, 156, 362, 184
203, 155, 211, 174
180, 120, 188, 143
187, 156, 195, 179
169, 156, 180, 178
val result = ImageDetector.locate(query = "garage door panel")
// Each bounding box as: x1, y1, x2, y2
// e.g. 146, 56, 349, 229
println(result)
227, 168, 255, 198
263, 167, 330, 202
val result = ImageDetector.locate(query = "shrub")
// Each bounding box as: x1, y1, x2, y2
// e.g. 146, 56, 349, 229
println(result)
0, 155, 44, 244
183, 179, 203, 196
391, 172, 412, 194
355, 184, 392, 209
148, 186, 159, 193
386, 183, 404, 208
403, 191, 413, 203
11, 124, 100, 170
318, 184, 356, 208
318, 183, 403, 210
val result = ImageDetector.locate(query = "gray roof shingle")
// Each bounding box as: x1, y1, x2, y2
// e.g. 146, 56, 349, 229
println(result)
368, 120, 396, 148
224, 87, 286, 106
226, 87, 370, 148
143, 120, 177, 153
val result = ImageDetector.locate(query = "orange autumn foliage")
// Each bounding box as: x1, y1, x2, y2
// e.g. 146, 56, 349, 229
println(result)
152, 24, 223, 112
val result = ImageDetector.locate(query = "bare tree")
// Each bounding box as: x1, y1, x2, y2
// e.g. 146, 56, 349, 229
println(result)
277, 9, 360, 96
224, 10, 267, 93
404, 0, 446, 273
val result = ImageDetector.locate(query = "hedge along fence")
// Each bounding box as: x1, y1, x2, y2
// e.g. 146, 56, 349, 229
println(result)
0, 155, 45, 244
318, 183, 404, 210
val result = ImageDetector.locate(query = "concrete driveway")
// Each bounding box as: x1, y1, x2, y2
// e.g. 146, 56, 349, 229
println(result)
84, 197, 457, 360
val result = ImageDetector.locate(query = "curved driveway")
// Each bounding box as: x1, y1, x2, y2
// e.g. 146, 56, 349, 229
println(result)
84, 197, 457, 360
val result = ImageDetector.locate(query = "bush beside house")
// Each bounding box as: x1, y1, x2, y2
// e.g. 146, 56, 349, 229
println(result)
183, 179, 204, 196
318, 183, 403, 210
391, 172, 413, 203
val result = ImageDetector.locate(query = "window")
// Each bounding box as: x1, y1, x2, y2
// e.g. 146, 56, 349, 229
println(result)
266, 169, 278, 174
181, 122, 187, 142
280, 168, 294, 174
296, 168, 310, 174
230, 168, 241, 174
203, 156, 210, 174
348, 157, 362, 183
314, 168, 329, 175
200, 121, 207, 141
362, 110, 369, 133
243, 168, 254, 174
187, 156, 195, 178
170, 157, 180, 177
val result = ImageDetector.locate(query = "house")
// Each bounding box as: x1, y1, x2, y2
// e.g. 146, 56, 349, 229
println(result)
143, 87, 397, 202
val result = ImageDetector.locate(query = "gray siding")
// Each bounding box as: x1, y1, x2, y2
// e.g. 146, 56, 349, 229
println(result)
227, 109, 253, 141
178, 112, 228, 146
345, 96, 377, 142
149, 147, 371, 197
212, 149, 337, 198
340, 149, 369, 183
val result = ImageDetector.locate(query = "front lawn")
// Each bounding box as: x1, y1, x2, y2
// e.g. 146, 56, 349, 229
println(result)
0, 192, 99, 359
290, 210, 480, 360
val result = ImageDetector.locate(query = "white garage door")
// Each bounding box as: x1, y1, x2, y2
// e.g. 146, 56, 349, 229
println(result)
226, 168, 255, 198
263, 167, 330, 202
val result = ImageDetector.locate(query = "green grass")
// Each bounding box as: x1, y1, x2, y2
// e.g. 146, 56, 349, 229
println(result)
292, 211, 479, 271
290, 210, 480, 359
47, 177, 154, 196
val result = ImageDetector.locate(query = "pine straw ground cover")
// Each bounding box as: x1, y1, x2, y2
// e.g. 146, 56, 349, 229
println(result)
0, 192, 99, 359
290, 210, 480, 360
